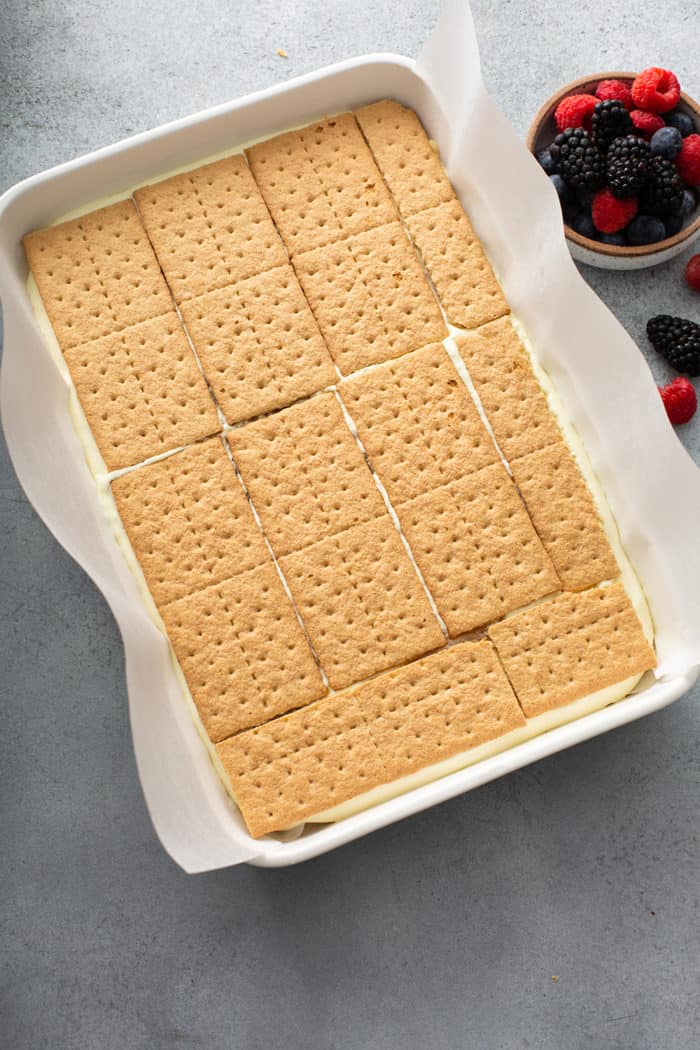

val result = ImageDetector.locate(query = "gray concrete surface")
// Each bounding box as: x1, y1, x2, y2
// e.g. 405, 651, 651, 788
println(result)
1, 2, 699, 1047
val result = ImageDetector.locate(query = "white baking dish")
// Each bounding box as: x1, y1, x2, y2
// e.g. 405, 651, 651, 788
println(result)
2, 1, 699, 870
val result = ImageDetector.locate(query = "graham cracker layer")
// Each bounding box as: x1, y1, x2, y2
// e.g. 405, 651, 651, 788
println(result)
355, 99, 455, 218
293, 221, 447, 375
406, 199, 508, 329
228, 392, 386, 558
161, 561, 326, 742
133, 155, 287, 303
509, 441, 618, 591
246, 113, 397, 257
23, 200, 174, 350
454, 317, 562, 461
339, 341, 498, 505
63, 310, 220, 472
217, 693, 383, 838
395, 465, 560, 636
217, 638, 524, 838
179, 265, 336, 425
279, 516, 445, 691
111, 437, 270, 607
488, 582, 656, 718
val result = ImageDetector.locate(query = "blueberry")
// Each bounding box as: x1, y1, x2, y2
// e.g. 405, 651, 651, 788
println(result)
537, 148, 556, 174
599, 231, 627, 246
665, 110, 695, 138
576, 187, 596, 208
664, 214, 683, 236
650, 126, 683, 160
627, 214, 667, 245
681, 189, 697, 217
570, 210, 598, 239
550, 173, 574, 206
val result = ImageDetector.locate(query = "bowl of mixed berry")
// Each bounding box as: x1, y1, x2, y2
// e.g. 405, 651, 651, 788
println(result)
527, 68, 700, 268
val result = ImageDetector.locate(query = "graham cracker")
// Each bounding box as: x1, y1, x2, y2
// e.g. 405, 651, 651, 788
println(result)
63, 309, 220, 472
509, 441, 619, 592
339, 341, 498, 505
133, 155, 287, 303
217, 693, 383, 838
23, 199, 174, 350
454, 317, 563, 461
246, 113, 397, 257
293, 221, 447, 375
406, 199, 508, 329
488, 581, 656, 718
111, 437, 270, 607
216, 638, 524, 838
394, 464, 560, 636
179, 264, 336, 425
228, 392, 386, 558
160, 560, 326, 742
279, 516, 445, 690
355, 100, 454, 218
361, 640, 526, 783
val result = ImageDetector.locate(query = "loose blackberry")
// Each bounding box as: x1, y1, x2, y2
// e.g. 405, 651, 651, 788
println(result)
641, 154, 685, 217
590, 99, 633, 151
606, 135, 650, 198
549, 128, 606, 191
647, 315, 700, 376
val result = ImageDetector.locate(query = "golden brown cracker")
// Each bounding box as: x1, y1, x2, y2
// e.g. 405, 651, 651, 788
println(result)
133, 155, 287, 303
161, 560, 326, 741
395, 464, 560, 636
294, 221, 447, 375
488, 581, 656, 718
179, 264, 336, 425
111, 437, 270, 607
509, 441, 619, 591
339, 341, 498, 504
454, 317, 563, 461
406, 199, 508, 329
355, 99, 454, 218
246, 113, 397, 257
63, 310, 220, 471
228, 392, 386, 557
217, 693, 383, 838
23, 199, 174, 350
279, 516, 445, 690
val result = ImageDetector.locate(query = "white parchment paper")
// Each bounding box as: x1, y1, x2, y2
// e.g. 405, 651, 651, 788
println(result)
2, 0, 699, 872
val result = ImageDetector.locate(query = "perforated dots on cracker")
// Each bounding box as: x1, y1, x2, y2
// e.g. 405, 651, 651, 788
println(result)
488, 582, 656, 718
406, 199, 508, 330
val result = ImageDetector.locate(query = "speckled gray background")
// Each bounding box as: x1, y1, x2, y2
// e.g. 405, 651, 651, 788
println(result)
1, 2, 699, 1048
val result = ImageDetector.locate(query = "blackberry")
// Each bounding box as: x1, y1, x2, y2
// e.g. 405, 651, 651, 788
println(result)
606, 135, 650, 198
590, 99, 633, 151
549, 128, 606, 192
647, 315, 700, 377
642, 155, 685, 217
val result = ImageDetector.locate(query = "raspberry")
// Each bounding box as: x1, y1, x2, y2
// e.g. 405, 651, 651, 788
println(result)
686, 254, 700, 293
630, 110, 666, 139
592, 188, 638, 233
554, 93, 599, 133
658, 377, 697, 424
595, 79, 634, 111
676, 135, 700, 185
631, 68, 681, 114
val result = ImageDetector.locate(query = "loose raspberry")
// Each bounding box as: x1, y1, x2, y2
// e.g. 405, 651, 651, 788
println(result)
630, 110, 666, 139
591, 188, 638, 233
658, 377, 697, 424
631, 68, 681, 114
595, 79, 634, 110
686, 254, 700, 293
676, 134, 700, 185
554, 93, 599, 133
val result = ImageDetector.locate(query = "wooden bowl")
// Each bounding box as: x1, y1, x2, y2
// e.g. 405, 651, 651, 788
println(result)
526, 71, 700, 269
